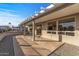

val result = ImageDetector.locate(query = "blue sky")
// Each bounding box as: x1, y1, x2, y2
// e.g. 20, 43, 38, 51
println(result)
0, 3, 51, 26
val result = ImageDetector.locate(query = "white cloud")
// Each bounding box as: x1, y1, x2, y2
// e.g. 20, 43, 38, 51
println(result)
0, 8, 25, 26
0, 8, 16, 13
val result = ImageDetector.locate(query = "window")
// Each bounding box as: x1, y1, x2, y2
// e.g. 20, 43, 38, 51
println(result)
48, 25, 53, 30
58, 18, 75, 36
47, 21, 56, 34
58, 18, 75, 31
36, 25, 42, 35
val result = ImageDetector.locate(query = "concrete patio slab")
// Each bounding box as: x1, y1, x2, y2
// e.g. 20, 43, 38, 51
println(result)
20, 46, 40, 56
50, 43, 79, 56
15, 35, 64, 56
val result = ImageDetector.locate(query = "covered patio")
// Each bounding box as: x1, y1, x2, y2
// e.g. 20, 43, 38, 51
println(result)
15, 35, 64, 56
18, 3, 79, 56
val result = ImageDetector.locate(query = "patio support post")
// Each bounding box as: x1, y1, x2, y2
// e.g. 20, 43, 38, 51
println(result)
56, 20, 59, 41
24, 27, 26, 35
32, 20, 35, 41
23, 25, 26, 35
21, 26, 23, 34
57, 20, 62, 42
56, 20, 58, 31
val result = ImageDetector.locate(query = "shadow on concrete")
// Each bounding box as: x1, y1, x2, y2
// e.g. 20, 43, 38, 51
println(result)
48, 43, 79, 56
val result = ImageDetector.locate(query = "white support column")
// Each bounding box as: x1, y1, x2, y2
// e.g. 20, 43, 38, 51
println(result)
32, 20, 35, 41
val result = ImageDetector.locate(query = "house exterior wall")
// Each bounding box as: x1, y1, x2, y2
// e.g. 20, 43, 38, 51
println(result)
40, 22, 59, 41
61, 14, 79, 46
22, 4, 79, 46
38, 14, 79, 46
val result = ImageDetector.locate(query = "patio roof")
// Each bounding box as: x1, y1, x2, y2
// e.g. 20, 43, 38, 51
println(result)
19, 3, 75, 26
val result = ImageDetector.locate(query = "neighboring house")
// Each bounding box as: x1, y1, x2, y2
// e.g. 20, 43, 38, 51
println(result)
12, 27, 19, 30
0, 26, 10, 32
19, 3, 79, 46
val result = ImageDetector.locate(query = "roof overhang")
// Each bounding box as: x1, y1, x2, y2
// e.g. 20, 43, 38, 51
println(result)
20, 3, 77, 26
35, 3, 79, 23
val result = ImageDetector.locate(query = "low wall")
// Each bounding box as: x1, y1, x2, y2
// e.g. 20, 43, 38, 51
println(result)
41, 30, 59, 41
0, 32, 20, 42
